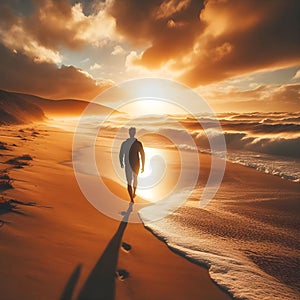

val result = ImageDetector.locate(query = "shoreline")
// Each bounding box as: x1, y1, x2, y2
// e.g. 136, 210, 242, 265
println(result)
140, 141, 300, 299
0, 123, 232, 300
1, 121, 299, 299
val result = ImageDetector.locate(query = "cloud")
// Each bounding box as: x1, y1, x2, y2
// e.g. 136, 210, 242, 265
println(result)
178, 0, 300, 86
0, 0, 117, 63
109, 0, 300, 86
154, 0, 191, 20
111, 45, 125, 55
1, 0, 299, 108
80, 57, 90, 64
202, 83, 300, 112
269, 84, 300, 106
0, 44, 113, 100
90, 63, 102, 70
110, 0, 204, 69
293, 69, 300, 80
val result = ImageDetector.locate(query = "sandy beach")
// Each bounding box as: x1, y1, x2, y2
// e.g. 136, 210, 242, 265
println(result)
0, 123, 232, 300
1, 1, 299, 299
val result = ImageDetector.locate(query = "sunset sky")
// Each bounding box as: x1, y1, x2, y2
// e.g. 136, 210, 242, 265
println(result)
0, 0, 299, 112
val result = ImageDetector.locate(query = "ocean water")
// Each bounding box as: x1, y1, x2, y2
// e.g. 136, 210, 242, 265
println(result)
215, 112, 300, 183
91, 111, 300, 183
137, 112, 300, 300
54, 111, 300, 299
53, 112, 300, 184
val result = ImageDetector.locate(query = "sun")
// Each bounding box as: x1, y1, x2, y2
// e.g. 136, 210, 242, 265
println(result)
116, 79, 189, 115
122, 98, 184, 115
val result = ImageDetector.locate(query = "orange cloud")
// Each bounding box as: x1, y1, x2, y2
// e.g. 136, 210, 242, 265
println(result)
202, 83, 300, 112
110, 0, 300, 86
110, 0, 204, 56
179, 0, 300, 86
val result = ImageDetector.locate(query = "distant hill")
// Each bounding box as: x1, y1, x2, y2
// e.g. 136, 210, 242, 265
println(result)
0, 90, 116, 125
0, 90, 45, 125
15, 92, 115, 117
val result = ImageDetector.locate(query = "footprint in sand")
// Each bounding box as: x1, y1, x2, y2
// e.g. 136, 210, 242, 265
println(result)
121, 242, 132, 253
0, 142, 9, 150
115, 269, 130, 281
0, 174, 13, 191
5, 155, 33, 169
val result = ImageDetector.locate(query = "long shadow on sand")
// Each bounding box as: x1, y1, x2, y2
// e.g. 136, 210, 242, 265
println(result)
60, 264, 82, 300
67, 202, 133, 300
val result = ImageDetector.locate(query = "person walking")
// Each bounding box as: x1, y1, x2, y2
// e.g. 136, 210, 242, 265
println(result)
119, 127, 145, 202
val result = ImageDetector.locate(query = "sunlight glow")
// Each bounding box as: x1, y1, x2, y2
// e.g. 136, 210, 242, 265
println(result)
136, 147, 167, 201
139, 147, 164, 179
121, 98, 186, 115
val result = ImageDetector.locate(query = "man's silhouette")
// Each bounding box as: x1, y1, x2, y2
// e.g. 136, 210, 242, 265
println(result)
119, 127, 145, 202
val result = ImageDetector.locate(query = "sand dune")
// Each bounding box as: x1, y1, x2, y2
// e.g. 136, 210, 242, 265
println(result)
0, 89, 116, 125
0, 90, 45, 124
17, 91, 115, 117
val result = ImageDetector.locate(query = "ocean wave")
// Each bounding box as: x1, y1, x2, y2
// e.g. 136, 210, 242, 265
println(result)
226, 152, 300, 182
195, 131, 300, 158
81, 112, 300, 182
218, 112, 300, 120
220, 122, 300, 133
259, 116, 300, 124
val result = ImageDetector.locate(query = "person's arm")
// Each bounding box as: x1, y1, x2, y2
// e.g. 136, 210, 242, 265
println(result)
140, 142, 145, 172
119, 142, 124, 168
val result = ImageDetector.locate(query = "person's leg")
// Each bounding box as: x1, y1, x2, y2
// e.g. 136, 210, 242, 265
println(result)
125, 166, 134, 202
127, 184, 133, 202
133, 172, 138, 198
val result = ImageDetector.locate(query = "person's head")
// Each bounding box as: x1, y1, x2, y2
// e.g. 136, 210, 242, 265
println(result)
129, 127, 136, 138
